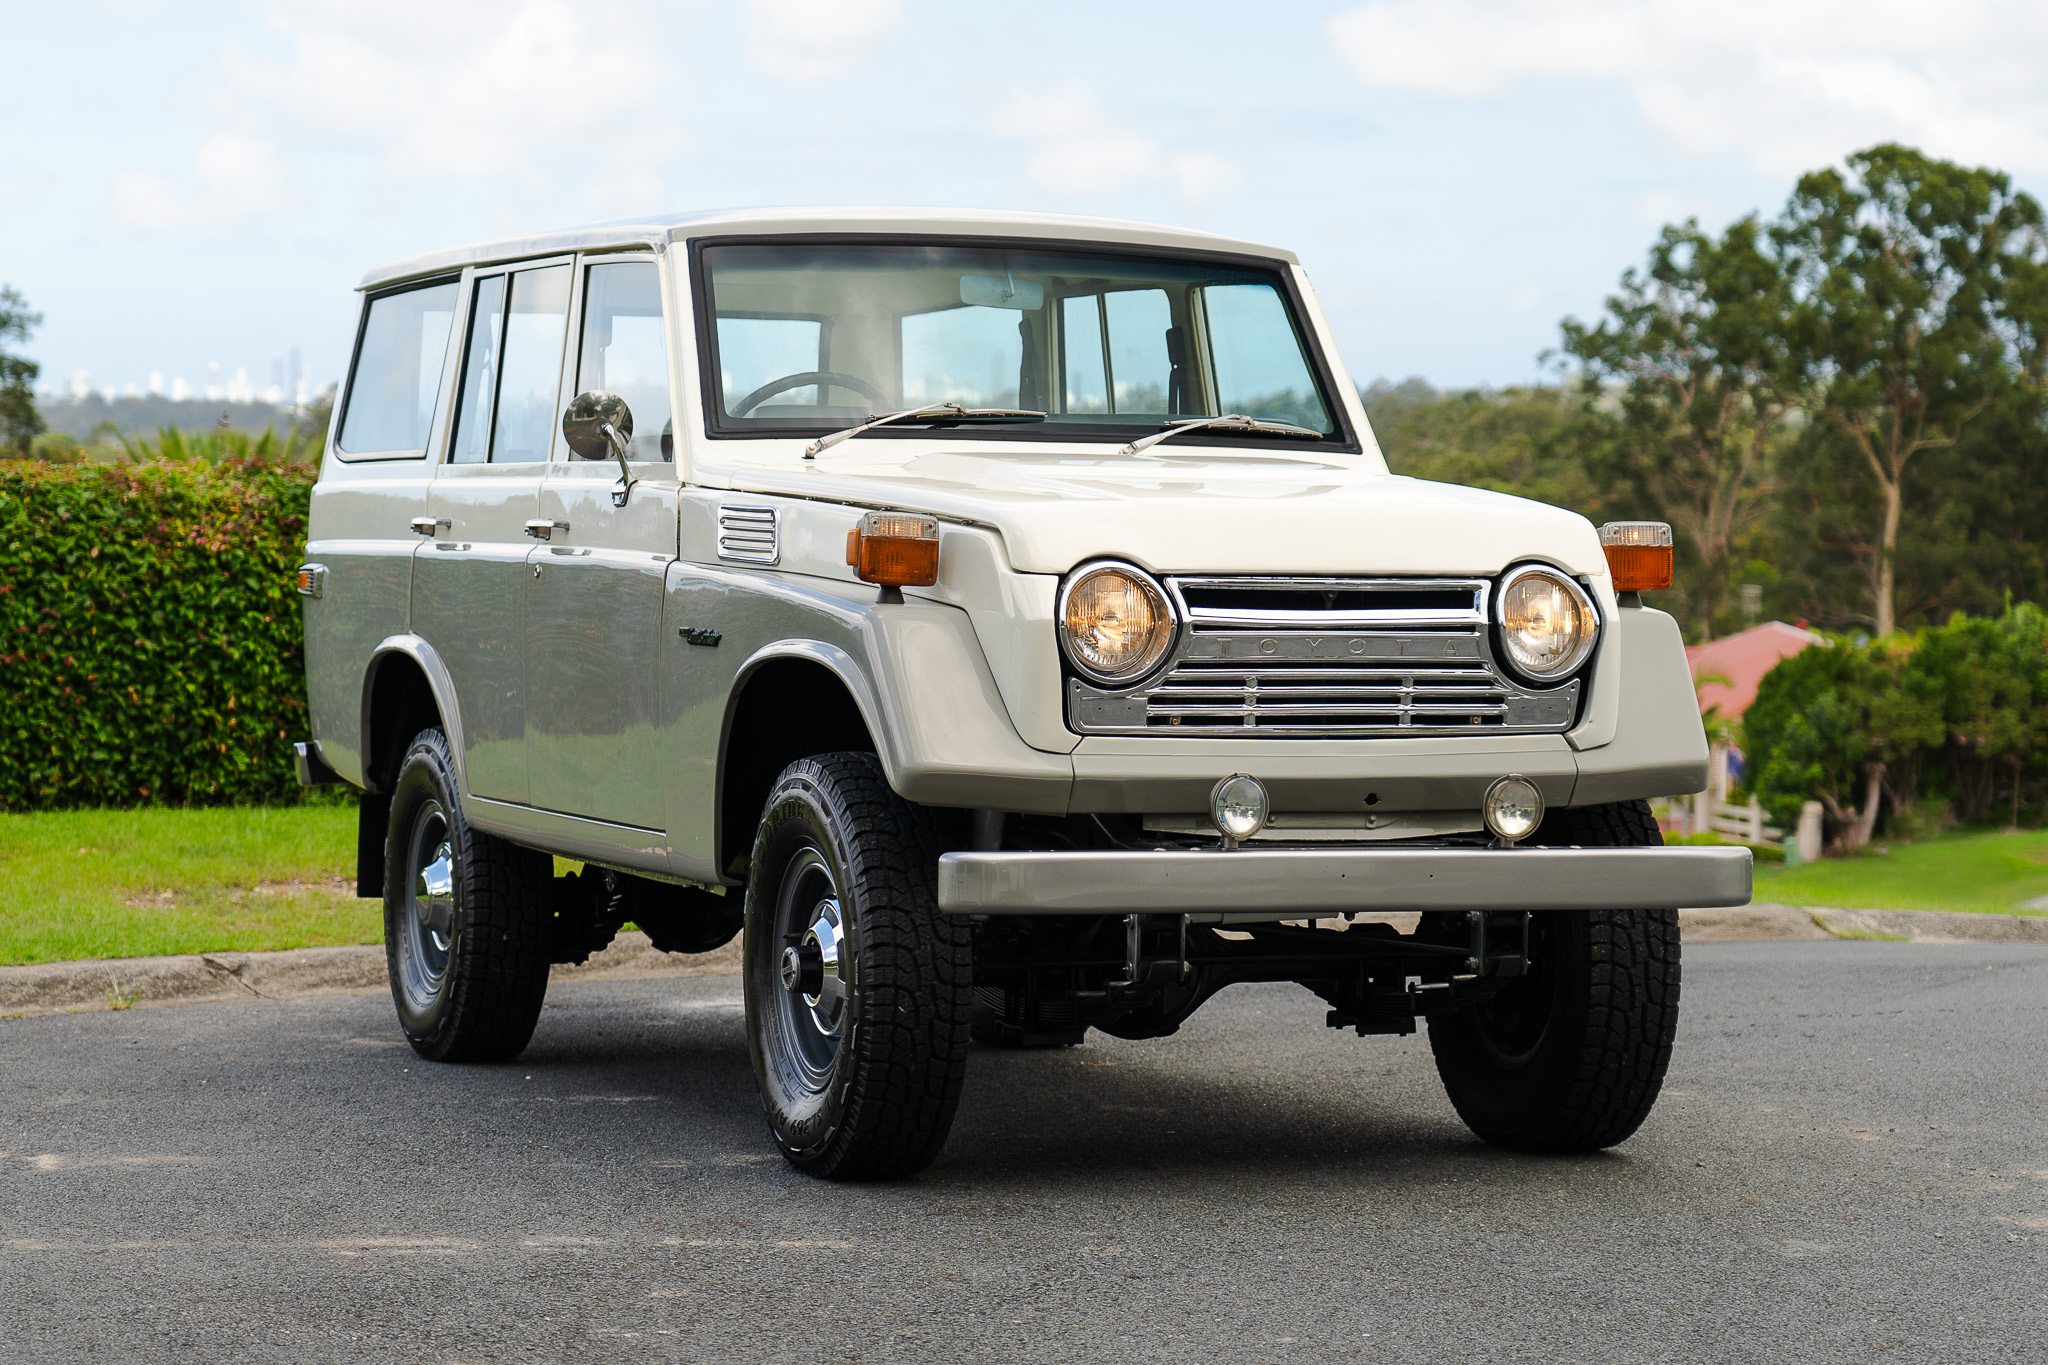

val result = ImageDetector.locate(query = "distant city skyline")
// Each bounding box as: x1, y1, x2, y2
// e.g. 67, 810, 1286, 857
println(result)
48, 347, 315, 408
7, 1, 2048, 397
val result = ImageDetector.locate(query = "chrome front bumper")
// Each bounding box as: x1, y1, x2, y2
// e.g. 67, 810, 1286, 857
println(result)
936, 845, 1752, 919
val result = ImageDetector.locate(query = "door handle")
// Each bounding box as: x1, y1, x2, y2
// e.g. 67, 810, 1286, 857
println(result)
524, 519, 570, 541
410, 516, 450, 536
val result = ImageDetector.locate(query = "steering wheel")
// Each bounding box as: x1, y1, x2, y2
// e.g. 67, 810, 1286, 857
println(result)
733, 370, 886, 417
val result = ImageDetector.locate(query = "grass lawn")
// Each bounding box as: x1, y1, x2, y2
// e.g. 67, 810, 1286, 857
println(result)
0, 805, 374, 965
1754, 827, 2048, 914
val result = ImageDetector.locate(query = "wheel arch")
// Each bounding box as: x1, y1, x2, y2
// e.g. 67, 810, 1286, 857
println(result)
361, 635, 465, 797
717, 642, 885, 882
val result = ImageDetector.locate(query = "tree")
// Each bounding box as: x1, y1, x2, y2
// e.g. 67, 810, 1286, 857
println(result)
1743, 635, 1941, 851
0, 286, 44, 456
1559, 218, 1795, 639
1773, 145, 2045, 636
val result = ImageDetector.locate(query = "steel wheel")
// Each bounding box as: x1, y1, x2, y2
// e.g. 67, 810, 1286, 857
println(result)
396, 798, 458, 1016
764, 847, 854, 1098
381, 727, 553, 1062
742, 753, 971, 1179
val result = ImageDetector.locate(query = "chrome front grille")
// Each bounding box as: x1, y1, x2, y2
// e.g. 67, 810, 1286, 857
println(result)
1066, 577, 1583, 738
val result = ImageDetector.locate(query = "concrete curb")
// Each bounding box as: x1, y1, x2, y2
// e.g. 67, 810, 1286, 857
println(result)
6, 906, 2043, 1021
0, 931, 742, 1021
1682, 903, 2048, 943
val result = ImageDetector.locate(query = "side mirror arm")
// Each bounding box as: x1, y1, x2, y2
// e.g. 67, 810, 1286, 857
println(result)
603, 421, 634, 507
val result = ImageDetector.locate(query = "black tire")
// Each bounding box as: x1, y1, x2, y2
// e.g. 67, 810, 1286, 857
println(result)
383, 727, 554, 1062
1426, 799, 1679, 1152
742, 753, 971, 1180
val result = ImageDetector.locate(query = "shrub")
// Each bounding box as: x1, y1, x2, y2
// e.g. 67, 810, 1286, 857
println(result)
1745, 605, 2048, 844
0, 454, 316, 809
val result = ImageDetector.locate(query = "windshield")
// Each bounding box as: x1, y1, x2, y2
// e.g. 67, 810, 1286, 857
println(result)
697, 241, 1340, 443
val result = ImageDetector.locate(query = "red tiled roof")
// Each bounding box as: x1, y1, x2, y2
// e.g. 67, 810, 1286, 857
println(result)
1684, 621, 1826, 720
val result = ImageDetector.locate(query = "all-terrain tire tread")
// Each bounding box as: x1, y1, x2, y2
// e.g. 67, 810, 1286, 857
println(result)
387, 728, 553, 1064
752, 753, 971, 1180
1432, 798, 1680, 1152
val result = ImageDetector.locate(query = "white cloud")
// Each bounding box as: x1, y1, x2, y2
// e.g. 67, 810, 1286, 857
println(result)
110, 133, 296, 234
1327, 0, 2048, 177
1504, 281, 1544, 314
741, 0, 905, 85
219, 0, 687, 194
983, 82, 1241, 205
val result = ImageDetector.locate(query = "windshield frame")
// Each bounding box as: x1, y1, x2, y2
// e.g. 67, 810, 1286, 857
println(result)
685, 233, 1359, 454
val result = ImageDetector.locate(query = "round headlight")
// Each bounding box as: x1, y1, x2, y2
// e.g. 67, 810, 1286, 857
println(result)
1495, 566, 1597, 680
1059, 563, 1175, 684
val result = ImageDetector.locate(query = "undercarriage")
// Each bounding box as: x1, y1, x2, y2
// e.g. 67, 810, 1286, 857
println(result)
970, 908, 1532, 1044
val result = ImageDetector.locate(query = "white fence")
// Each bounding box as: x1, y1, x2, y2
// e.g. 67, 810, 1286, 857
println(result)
1669, 792, 1782, 845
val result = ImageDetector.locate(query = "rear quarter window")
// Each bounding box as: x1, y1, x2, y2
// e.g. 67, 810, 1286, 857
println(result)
338, 281, 460, 458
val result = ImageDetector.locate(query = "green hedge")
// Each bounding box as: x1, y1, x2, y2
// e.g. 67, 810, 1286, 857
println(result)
1744, 605, 2048, 838
0, 457, 316, 809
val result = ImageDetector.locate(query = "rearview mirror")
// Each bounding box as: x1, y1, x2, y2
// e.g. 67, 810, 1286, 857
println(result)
562, 390, 637, 506
960, 274, 1044, 311
562, 390, 633, 461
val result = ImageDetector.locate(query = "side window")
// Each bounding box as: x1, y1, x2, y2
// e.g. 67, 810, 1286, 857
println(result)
715, 316, 824, 414
1061, 295, 1107, 414
448, 275, 505, 465
1055, 288, 1182, 417
1103, 289, 1173, 414
900, 306, 1022, 407
1201, 283, 1331, 431
448, 265, 572, 465
337, 280, 458, 457
575, 261, 672, 462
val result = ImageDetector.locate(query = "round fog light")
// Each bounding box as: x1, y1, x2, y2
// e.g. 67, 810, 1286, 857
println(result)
1483, 774, 1545, 845
1211, 774, 1270, 849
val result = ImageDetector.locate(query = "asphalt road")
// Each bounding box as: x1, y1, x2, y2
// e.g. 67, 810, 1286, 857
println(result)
3, 941, 2044, 1364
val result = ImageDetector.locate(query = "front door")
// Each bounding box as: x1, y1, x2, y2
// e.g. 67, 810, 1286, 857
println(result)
413, 261, 574, 805
523, 257, 678, 831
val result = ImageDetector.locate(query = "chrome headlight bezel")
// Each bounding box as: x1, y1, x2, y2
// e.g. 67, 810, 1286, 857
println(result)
1493, 563, 1599, 684
1057, 560, 1179, 687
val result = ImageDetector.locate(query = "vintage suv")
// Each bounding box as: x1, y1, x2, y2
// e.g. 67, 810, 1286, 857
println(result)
297, 208, 1749, 1180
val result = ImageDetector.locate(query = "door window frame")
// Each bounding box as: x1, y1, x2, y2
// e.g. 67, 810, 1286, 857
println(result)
443, 253, 577, 468
334, 273, 463, 463
558, 249, 682, 469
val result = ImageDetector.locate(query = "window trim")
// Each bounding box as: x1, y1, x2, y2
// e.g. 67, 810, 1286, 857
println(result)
563, 251, 679, 466
334, 274, 462, 463
685, 233, 1358, 453
446, 254, 576, 467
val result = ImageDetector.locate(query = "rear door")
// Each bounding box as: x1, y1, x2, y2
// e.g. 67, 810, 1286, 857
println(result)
413, 260, 574, 806
303, 277, 461, 785
523, 255, 680, 830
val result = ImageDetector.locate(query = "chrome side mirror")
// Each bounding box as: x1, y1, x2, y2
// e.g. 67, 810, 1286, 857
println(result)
562, 390, 636, 507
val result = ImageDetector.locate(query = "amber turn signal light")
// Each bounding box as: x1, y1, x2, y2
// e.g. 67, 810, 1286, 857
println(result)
846, 511, 940, 587
1598, 521, 1674, 592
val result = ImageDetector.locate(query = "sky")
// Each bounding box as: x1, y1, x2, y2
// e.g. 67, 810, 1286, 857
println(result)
7, 0, 2048, 402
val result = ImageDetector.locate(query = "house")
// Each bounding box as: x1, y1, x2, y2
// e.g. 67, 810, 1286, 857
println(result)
1668, 621, 1825, 837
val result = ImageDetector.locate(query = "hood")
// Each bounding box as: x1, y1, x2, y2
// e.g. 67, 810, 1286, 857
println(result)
709, 442, 1609, 580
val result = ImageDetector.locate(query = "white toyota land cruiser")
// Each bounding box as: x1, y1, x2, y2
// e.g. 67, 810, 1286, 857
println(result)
296, 208, 1750, 1179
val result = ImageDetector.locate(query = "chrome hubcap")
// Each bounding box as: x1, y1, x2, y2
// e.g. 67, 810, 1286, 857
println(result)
398, 800, 457, 1014
769, 848, 850, 1091
784, 901, 847, 1036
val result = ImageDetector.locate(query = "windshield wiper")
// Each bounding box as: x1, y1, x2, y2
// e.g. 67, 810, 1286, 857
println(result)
804, 404, 1047, 458
1119, 414, 1324, 456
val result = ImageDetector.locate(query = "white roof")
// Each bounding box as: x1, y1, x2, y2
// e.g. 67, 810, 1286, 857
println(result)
357, 206, 1298, 290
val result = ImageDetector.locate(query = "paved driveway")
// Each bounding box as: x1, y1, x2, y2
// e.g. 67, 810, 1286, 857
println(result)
2, 941, 2044, 1363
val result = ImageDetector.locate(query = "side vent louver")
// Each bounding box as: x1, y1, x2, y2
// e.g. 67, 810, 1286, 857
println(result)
717, 504, 779, 565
